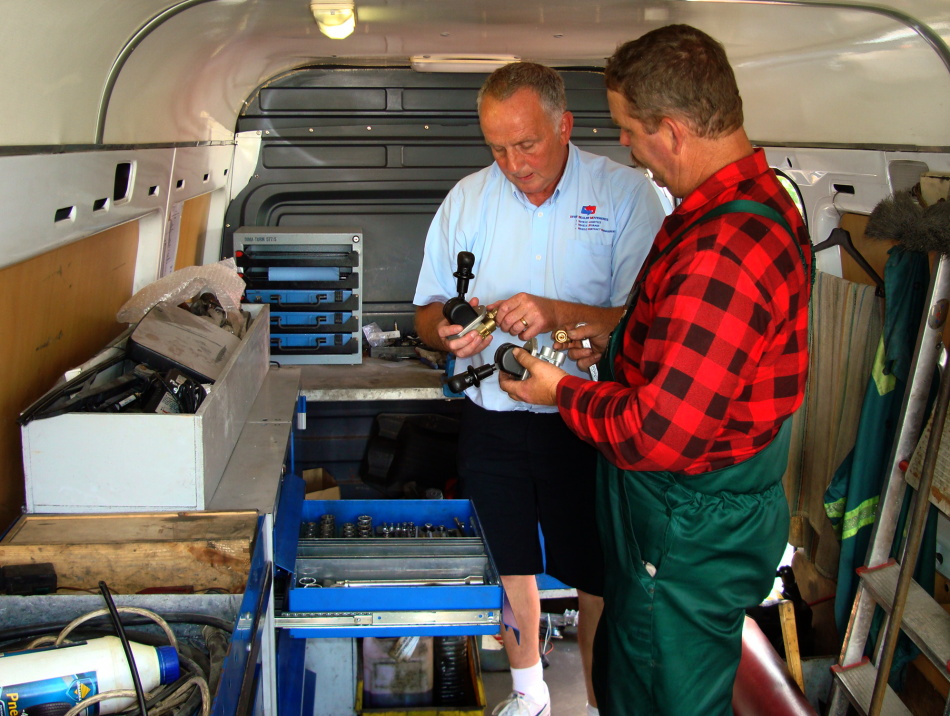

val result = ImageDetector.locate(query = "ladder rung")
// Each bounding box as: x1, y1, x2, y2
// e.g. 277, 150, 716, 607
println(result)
859, 560, 950, 674
832, 658, 911, 715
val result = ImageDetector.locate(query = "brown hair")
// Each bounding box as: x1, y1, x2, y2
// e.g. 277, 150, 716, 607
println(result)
477, 62, 566, 127
605, 24, 743, 138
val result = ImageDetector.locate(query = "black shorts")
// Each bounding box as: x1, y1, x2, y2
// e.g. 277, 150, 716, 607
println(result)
458, 400, 604, 596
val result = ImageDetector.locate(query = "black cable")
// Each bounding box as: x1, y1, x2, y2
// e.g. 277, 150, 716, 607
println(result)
98, 581, 150, 716
122, 653, 208, 716
0, 612, 233, 645
154, 372, 206, 413
176, 377, 206, 413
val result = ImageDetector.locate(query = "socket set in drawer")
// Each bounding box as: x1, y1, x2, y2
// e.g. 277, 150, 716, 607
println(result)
300, 512, 474, 539
279, 499, 502, 637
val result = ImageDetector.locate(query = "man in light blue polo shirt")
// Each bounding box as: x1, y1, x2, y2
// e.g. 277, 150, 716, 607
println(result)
413, 62, 665, 716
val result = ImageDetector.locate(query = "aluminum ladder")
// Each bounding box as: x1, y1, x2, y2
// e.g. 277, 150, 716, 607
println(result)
828, 254, 950, 716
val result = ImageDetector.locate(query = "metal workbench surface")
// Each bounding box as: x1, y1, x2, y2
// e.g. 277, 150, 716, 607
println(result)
298, 357, 449, 402
209, 365, 301, 515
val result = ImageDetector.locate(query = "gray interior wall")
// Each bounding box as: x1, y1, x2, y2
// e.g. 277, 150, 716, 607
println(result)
224, 68, 630, 333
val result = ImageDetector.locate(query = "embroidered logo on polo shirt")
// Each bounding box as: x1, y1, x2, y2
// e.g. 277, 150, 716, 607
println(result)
571, 204, 614, 232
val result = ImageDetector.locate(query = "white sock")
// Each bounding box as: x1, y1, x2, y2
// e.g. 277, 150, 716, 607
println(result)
511, 661, 547, 704
587, 704, 600, 716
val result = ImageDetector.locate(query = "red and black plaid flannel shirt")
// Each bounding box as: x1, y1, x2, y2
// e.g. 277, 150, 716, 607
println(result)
557, 148, 811, 474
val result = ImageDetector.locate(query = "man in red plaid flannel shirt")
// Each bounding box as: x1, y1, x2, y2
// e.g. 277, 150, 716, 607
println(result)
500, 24, 811, 716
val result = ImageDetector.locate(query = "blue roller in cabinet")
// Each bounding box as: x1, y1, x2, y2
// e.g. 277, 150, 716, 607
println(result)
271, 311, 358, 333
270, 334, 358, 352
245, 289, 358, 311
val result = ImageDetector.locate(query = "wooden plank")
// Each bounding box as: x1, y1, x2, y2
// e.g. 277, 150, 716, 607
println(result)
0, 511, 256, 594
2, 510, 258, 545
0, 540, 251, 594
778, 599, 806, 694
0, 223, 138, 533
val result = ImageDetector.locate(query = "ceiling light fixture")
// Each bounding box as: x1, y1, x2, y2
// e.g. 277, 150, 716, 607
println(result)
311, 1, 356, 40
410, 55, 521, 73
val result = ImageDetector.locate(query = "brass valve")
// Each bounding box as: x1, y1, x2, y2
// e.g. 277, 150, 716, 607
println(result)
476, 308, 498, 338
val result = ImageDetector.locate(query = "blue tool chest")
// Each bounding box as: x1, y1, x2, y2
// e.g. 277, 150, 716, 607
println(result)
275, 499, 502, 638
235, 227, 363, 364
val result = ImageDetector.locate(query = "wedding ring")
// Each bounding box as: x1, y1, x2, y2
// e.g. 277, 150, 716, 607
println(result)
520, 318, 529, 328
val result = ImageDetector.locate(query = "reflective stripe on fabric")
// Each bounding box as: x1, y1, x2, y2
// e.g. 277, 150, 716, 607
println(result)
825, 496, 846, 521
839, 495, 879, 541
871, 337, 897, 397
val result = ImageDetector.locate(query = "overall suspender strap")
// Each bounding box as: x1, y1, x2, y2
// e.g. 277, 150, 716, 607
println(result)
608, 199, 810, 378
706, 199, 809, 278
661, 199, 804, 275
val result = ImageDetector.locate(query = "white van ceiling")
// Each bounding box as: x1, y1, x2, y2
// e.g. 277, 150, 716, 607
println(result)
3, 0, 949, 149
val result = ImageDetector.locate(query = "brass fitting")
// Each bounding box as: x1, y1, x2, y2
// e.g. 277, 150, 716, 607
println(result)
553, 329, 569, 344
476, 308, 498, 338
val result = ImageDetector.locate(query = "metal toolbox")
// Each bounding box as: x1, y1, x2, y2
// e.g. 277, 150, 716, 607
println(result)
276, 499, 502, 638
20, 303, 270, 512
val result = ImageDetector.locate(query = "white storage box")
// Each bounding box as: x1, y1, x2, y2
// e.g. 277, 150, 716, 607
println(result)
21, 304, 270, 512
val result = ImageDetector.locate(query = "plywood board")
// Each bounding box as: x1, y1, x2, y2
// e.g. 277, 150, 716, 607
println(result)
839, 213, 894, 290
907, 409, 950, 519
175, 192, 212, 270
0, 223, 138, 532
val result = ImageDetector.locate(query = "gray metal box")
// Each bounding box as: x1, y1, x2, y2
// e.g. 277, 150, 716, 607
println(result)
236, 226, 363, 365
20, 304, 270, 512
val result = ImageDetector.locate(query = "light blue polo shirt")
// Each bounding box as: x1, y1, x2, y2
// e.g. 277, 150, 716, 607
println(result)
414, 142, 666, 412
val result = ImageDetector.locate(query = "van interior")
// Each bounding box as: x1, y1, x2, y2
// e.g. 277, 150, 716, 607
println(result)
2, 0, 950, 713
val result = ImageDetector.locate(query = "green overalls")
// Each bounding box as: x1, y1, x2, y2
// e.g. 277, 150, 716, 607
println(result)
591, 201, 803, 715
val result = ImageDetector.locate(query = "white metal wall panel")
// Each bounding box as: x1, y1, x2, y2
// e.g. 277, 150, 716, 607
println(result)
0, 1, 182, 146
1, 0, 948, 149
0, 144, 234, 278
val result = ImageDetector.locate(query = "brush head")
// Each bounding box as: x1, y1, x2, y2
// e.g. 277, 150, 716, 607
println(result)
866, 191, 950, 255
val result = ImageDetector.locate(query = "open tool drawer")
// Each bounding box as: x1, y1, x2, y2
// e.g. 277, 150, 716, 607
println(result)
277, 499, 502, 638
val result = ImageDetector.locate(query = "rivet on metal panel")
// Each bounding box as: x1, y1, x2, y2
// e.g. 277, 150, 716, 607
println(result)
309, 128, 314, 132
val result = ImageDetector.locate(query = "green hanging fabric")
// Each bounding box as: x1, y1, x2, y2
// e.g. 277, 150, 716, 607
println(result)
823, 245, 935, 678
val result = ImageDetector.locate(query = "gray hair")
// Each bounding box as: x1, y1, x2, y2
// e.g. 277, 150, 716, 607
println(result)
477, 62, 566, 127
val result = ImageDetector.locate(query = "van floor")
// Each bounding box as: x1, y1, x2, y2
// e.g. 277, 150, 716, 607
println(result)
481, 623, 588, 715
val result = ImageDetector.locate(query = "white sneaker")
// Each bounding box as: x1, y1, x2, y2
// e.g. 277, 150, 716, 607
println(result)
491, 691, 551, 716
